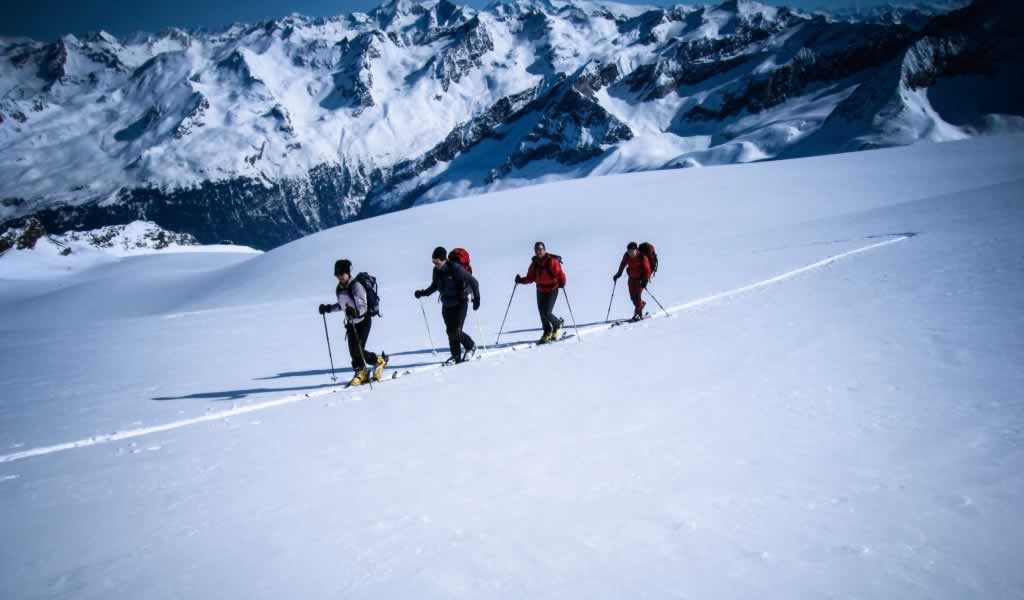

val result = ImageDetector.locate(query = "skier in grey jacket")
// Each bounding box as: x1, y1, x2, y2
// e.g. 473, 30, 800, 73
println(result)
319, 259, 386, 386
414, 246, 480, 363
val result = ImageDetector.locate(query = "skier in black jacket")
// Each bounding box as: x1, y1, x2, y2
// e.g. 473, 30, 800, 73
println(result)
414, 246, 481, 363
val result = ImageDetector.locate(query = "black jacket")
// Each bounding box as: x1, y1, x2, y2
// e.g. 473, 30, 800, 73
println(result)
423, 261, 480, 307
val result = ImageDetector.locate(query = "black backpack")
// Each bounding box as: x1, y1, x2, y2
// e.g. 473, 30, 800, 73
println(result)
346, 272, 381, 317
638, 243, 658, 277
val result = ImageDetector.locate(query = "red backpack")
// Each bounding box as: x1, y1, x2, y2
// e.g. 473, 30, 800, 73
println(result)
638, 242, 658, 277
449, 247, 472, 273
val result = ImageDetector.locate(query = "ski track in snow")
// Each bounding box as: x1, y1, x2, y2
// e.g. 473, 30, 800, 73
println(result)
0, 234, 912, 465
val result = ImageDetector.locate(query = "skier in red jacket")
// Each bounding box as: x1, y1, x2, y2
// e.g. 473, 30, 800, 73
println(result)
515, 241, 567, 343
613, 241, 652, 321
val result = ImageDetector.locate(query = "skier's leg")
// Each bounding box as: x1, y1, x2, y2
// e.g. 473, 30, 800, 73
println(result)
346, 322, 364, 370
536, 290, 552, 334
357, 318, 377, 366
628, 279, 644, 317
548, 288, 561, 325
455, 302, 474, 350
541, 289, 561, 334
442, 305, 462, 358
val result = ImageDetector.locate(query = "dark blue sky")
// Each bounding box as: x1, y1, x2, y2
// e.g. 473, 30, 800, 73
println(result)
3, 0, 919, 41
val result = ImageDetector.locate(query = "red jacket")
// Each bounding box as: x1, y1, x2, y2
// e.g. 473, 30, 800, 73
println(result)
521, 255, 567, 293
616, 252, 652, 281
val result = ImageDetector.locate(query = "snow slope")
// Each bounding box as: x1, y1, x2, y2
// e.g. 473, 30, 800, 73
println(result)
1, 135, 1023, 598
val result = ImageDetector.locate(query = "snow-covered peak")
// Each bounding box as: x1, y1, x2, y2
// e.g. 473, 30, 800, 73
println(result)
370, 0, 444, 30
82, 30, 121, 46
817, 1, 968, 26
702, 0, 783, 36
715, 0, 778, 18
0, 219, 259, 279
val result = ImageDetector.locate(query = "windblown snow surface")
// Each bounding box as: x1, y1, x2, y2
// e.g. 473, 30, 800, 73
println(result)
1, 135, 1023, 598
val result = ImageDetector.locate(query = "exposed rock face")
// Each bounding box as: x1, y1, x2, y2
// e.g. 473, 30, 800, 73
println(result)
781, 0, 1023, 157
429, 17, 494, 91
490, 63, 633, 181
0, 218, 48, 253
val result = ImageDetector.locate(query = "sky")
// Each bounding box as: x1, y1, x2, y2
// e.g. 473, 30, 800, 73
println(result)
2, 0, 931, 41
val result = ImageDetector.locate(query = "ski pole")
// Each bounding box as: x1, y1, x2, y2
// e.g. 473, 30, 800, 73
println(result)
322, 313, 337, 382
644, 286, 670, 318
347, 318, 374, 391
495, 282, 518, 346
605, 279, 618, 322
561, 286, 582, 344
418, 297, 438, 357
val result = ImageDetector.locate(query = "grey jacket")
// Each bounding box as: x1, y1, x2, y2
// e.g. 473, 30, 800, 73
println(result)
329, 280, 370, 323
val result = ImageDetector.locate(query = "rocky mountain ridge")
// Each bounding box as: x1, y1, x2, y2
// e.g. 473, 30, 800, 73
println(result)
1, 0, 1019, 250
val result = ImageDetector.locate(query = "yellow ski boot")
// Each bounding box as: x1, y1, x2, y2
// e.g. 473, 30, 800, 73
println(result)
372, 353, 388, 382
550, 318, 564, 340
349, 368, 369, 387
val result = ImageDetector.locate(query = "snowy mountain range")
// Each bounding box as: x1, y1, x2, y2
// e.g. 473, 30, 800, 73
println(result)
0, 219, 258, 279
1, 0, 1020, 250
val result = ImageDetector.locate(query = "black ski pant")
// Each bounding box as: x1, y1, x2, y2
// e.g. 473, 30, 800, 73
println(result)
442, 301, 475, 358
536, 289, 561, 334
346, 317, 378, 371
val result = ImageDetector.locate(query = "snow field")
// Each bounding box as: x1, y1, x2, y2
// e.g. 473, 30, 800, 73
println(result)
0, 135, 1022, 598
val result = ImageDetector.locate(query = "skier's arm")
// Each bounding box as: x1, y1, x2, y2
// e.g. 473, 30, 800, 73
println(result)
462, 268, 481, 302
421, 271, 440, 296
641, 256, 652, 281
553, 259, 567, 288
351, 282, 369, 317
325, 287, 343, 313
615, 254, 627, 278
518, 262, 537, 284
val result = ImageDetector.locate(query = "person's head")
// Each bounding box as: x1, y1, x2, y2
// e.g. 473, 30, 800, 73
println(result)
534, 241, 547, 258
334, 259, 352, 285
432, 246, 447, 269
627, 241, 638, 257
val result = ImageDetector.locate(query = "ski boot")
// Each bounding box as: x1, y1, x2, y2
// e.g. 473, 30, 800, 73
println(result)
550, 318, 564, 340
349, 368, 369, 387
462, 345, 477, 362
372, 353, 388, 382
444, 354, 464, 366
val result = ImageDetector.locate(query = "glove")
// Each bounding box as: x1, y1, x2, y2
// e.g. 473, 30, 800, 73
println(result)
414, 289, 425, 299
641, 279, 649, 289
344, 305, 357, 319
613, 273, 620, 281
472, 297, 480, 311
515, 275, 523, 284
318, 304, 329, 315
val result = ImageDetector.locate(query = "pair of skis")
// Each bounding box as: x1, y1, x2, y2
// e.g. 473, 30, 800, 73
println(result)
609, 313, 651, 328
389, 345, 481, 380
364, 313, 644, 386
